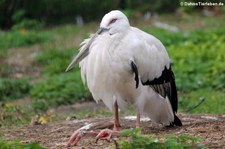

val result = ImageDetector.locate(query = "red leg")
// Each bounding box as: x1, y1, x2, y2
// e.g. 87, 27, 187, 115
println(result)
96, 100, 120, 142
136, 111, 140, 128
114, 100, 120, 130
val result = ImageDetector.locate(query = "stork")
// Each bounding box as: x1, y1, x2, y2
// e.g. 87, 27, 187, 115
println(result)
66, 10, 182, 147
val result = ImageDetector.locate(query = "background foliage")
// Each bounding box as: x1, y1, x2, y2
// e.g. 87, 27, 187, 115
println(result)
0, 0, 181, 29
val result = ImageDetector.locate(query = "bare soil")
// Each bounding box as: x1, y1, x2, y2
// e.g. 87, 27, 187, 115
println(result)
6, 45, 42, 79
1, 109, 225, 149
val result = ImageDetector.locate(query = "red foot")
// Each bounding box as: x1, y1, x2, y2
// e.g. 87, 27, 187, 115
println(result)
66, 130, 97, 147
96, 129, 119, 143
66, 130, 84, 147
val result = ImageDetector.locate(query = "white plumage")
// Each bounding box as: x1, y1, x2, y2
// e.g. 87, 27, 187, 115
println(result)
66, 10, 182, 127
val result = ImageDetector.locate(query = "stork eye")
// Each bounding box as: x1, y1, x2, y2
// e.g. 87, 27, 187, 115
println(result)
109, 19, 117, 25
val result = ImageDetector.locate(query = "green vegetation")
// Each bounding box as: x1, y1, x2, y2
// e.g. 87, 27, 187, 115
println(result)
171, 28, 225, 91
0, 78, 30, 101
31, 72, 89, 107
0, 30, 50, 51
0, 139, 45, 149
0, 0, 179, 29
118, 128, 206, 149
31, 47, 89, 108
180, 90, 225, 114
35, 48, 76, 75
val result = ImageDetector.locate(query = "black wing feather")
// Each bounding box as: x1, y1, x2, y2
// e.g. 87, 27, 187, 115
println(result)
131, 61, 139, 88
142, 66, 178, 112
132, 63, 182, 126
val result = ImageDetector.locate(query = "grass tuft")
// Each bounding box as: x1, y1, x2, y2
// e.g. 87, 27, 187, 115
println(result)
0, 139, 45, 149
118, 128, 206, 149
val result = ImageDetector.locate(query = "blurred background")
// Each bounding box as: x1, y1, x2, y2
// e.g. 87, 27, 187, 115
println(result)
0, 0, 224, 127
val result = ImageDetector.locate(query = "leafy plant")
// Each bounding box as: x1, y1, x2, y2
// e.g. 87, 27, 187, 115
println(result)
0, 139, 45, 149
31, 72, 89, 108
31, 47, 90, 109
0, 78, 30, 101
170, 28, 225, 91
118, 128, 206, 149
32, 99, 49, 112
0, 30, 50, 50
35, 48, 76, 75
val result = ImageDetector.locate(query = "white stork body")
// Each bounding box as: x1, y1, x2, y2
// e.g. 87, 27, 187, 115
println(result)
66, 10, 182, 129
79, 27, 174, 126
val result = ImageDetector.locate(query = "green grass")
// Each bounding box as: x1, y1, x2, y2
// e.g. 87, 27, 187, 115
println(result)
0, 29, 50, 51
30, 72, 89, 107
30, 34, 90, 109
35, 48, 76, 75
170, 28, 225, 91
0, 78, 30, 102
0, 139, 45, 149
179, 90, 225, 114
118, 128, 206, 149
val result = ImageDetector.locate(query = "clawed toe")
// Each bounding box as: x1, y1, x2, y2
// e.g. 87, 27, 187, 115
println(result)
66, 128, 119, 146
66, 130, 85, 147
95, 129, 119, 143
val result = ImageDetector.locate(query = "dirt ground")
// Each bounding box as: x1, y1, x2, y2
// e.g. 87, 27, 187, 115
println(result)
1, 105, 225, 149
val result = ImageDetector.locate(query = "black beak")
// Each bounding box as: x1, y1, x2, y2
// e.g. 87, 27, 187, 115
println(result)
97, 27, 109, 35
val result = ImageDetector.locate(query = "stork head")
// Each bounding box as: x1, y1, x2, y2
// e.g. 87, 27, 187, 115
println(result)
98, 10, 130, 35
65, 11, 130, 71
